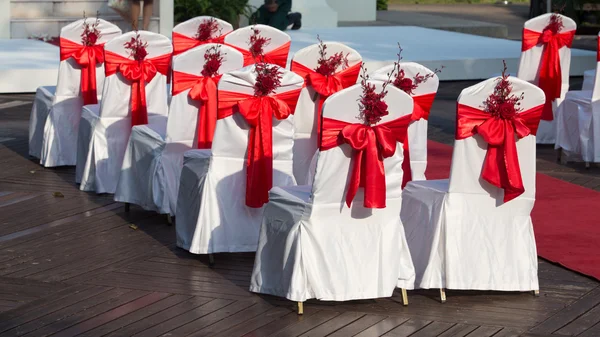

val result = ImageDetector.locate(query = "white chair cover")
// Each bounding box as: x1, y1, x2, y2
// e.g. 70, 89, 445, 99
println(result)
250, 82, 416, 302
175, 65, 303, 254
516, 13, 576, 144
172, 16, 233, 55
28, 19, 121, 166
290, 42, 362, 185
582, 69, 595, 91
223, 24, 291, 67
401, 77, 545, 291
555, 33, 600, 163
76, 31, 172, 194
371, 62, 439, 182
114, 44, 244, 213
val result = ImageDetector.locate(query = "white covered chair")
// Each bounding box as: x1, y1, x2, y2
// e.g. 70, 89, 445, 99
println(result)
28, 18, 121, 166
517, 13, 576, 144
114, 44, 244, 214
290, 42, 362, 184
555, 33, 600, 165
371, 62, 439, 184
175, 64, 303, 254
401, 76, 545, 297
224, 24, 291, 68
76, 31, 172, 194
172, 16, 233, 55
250, 81, 416, 305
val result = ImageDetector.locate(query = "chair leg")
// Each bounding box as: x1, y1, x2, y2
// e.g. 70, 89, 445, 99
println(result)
585, 162, 591, 170
166, 214, 173, 226
533, 290, 540, 297
124, 203, 130, 212
297, 302, 304, 315
556, 148, 562, 163
401, 288, 408, 306
440, 288, 447, 303
208, 254, 215, 267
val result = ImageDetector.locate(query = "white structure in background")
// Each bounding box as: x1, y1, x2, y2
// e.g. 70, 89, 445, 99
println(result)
245, 0, 345, 29
327, 0, 376, 22
2, 0, 173, 38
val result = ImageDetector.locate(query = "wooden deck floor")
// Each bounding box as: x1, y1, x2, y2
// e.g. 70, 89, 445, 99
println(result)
1, 90, 600, 337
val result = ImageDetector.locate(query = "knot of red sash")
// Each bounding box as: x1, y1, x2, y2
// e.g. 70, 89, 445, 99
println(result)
321, 115, 411, 208
217, 88, 301, 208
230, 41, 291, 68
105, 51, 171, 126
60, 38, 105, 105
172, 31, 228, 55
456, 103, 544, 202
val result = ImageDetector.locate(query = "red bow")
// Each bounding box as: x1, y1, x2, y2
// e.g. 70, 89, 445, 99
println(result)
172, 71, 222, 149
321, 115, 411, 208
229, 41, 290, 68
522, 28, 574, 121
291, 61, 362, 142
105, 51, 171, 126
456, 103, 544, 202
172, 31, 228, 55
597, 37, 600, 62
60, 38, 105, 105
218, 88, 301, 208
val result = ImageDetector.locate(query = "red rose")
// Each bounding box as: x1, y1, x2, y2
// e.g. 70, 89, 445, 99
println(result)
398, 78, 414, 93
135, 46, 148, 61
499, 102, 516, 119
87, 32, 98, 45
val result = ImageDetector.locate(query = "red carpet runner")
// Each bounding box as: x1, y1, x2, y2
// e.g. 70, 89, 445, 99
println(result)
425, 140, 600, 281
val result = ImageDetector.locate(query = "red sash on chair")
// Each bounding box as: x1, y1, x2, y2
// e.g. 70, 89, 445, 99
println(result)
60, 38, 105, 105
104, 51, 171, 126
522, 28, 575, 121
456, 103, 544, 202
172, 71, 222, 149
320, 115, 412, 208
172, 31, 228, 55
291, 61, 362, 142
218, 88, 302, 208
229, 41, 291, 68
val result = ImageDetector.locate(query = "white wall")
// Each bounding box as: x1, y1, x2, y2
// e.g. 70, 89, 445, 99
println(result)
159, 0, 174, 35
0, 0, 10, 38
326, 0, 375, 21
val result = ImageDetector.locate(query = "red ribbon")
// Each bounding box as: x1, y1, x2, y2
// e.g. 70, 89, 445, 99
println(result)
229, 41, 291, 68
291, 61, 362, 143
105, 51, 171, 126
320, 115, 412, 208
60, 38, 105, 105
597, 36, 600, 62
522, 28, 575, 121
172, 71, 222, 149
218, 88, 302, 208
456, 103, 544, 202
172, 31, 228, 55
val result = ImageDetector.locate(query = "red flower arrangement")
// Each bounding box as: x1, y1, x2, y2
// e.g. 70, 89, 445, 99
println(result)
482, 61, 524, 120
201, 45, 225, 78
248, 28, 271, 59
541, 13, 564, 42
124, 32, 149, 62
391, 45, 443, 95
195, 18, 220, 42
357, 61, 400, 125
314, 35, 349, 76
81, 13, 101, 46
254, 62, 282, 97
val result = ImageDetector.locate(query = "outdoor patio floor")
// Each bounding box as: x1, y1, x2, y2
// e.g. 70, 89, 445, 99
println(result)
0, 80, 599, 336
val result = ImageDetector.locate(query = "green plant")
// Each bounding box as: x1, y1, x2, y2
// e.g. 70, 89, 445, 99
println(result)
377, 0, 389, 10
174, 0, 254, 27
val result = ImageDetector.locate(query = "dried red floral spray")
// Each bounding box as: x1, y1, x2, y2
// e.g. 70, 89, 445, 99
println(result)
81, 12, 101, 46
195, 18, 221, 42
542, 13, 564, 40
201, 45, 225, 78
314, 35, 349, 76
254, 61, 283, 97
391, 45, 443, 95
482, 60, 524, 120
124, 32, 149, 61
248, 28, 271, 59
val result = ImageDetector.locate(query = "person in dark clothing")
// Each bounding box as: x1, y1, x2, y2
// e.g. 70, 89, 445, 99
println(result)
251, 0, 302, 31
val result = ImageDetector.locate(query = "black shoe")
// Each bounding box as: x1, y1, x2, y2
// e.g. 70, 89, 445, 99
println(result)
289, 12, 302, 30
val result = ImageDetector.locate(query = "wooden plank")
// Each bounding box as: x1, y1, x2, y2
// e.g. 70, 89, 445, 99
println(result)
436, 324, 479, 337
554, 303, 600, 336
297, 311, 365, 337
383, 319, 431, 337
327, 314, 387, 337
354, 317, 411, 337
491, 328, 524, 337
241, 308, 322, 337
409, 321, 455, 337
465, 326, 502, 337
185, 302, 274, 337
212, 307, 291, 337
267, 310, 342, 337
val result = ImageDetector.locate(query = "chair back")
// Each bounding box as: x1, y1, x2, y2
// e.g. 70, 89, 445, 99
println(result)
290, 42, 362, 184
592, 32, 600, 101
311, 82, 413, 206
100, 31, 172, 119
517, 13, 576, 93
167, 44, 244, 145
223, 24, 291, 67
448, 77, 546, 201
172, 16, 233, 55
56, 18, 122, 98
